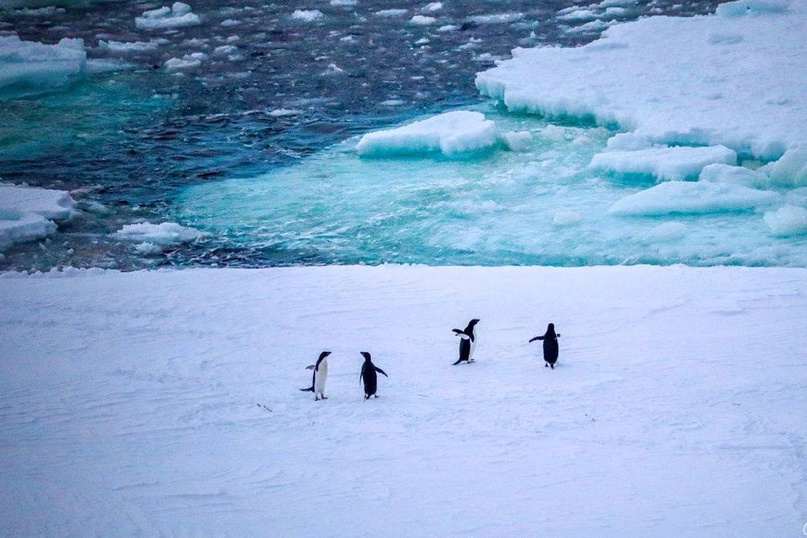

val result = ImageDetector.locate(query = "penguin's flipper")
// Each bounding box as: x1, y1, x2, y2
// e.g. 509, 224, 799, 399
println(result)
452, 328, 464, 335
305, 364, 316, 370
529, 336, 543, 342
376, 367, 388, 377
300, 386, 314, 392
452, 358, 464, 366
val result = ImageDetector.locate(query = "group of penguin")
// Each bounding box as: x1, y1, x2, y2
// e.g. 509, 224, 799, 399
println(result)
300, 320, 560, 401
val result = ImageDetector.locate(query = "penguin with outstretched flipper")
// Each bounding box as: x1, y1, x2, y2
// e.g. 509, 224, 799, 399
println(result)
300, 351, 331, 400
452, 319, 480, 365
529, 323, 561, 369
359, 352, 388, 399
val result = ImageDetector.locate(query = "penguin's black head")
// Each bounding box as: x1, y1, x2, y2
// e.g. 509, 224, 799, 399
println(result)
547, 323, 555, 335
318, 351, 332, 360
470, 318, 480, 326
360, 351, 372, 361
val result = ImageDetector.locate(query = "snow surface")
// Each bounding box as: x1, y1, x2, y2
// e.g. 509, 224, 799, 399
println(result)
476, 0, 807, 160
0, 183, 76, 252
1, 265, 806, 535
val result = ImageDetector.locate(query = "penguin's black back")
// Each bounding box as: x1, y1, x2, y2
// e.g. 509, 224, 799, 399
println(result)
543, 337, 559, 364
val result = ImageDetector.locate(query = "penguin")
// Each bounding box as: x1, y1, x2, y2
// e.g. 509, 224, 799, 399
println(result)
452, 318, 480, 365
359, 351, 388, 399
300, 351, 331, 400
529, 323, 561, 369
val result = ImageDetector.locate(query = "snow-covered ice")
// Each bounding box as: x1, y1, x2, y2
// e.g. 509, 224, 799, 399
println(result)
590, 145, 738, 182
356, 110, 500, 157
114, 221, 206, 247
476, 0, 807, 159
1, 265, 806, 535
608, 181, 780, 216
0, 183, 76, 252
135, 2, 201, 31
0, 35, 87, 96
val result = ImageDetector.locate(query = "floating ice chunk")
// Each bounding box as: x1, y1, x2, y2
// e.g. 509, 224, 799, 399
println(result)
698, 163, 766, 187
541, 125, 568, 143
375, 9, 407, 17
136, 2, 200, 30
716, 0, 789, 17
268, 108, 302, 117
553, 210, 582, 226
213, 45, 237, 55
98, 40, 162, 53
291, 9, 324, 22
410, 15, 437, 25
469, 13, 525, 24
0, 35, 87, 96
0, 183, 76, 252
609, 181, 779, 216
356, 110, 500, 158
763, 205, 807, 236
424, 2, 443, 12
599, 0, 638, 6
557, 9, 597, 22
591, 145, 738, 182
164, 52, 207, 70
501, 131, 533, 152
645, 221, 687, 241
114, 222, 206, 246
331, 0, 357, 5
762, 146, 807, 187
11, 6, 66, 16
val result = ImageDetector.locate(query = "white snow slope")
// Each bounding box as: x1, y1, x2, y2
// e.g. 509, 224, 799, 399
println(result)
1, 265, 806, 536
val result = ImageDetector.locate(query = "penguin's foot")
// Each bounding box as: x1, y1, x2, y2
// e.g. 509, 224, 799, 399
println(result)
374, 395, 379, 399
550, 364, 555, 370
469, 359, 475, 363
545, 363, 548, 368
364, 395, 370, 400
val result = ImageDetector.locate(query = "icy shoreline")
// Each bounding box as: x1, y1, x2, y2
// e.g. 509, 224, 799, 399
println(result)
2, 264, 806, 535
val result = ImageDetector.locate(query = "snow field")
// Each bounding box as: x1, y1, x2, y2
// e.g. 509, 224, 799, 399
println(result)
1, 265, 806, 535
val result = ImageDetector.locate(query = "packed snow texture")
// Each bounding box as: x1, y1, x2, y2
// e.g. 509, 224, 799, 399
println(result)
0, 184, 76, 252
476, 0, 807, 161
0, 35, 87, 96
135, 2, 200, 30
1, 266, 806, 535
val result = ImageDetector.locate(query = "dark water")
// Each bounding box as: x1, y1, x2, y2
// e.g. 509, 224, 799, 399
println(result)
0, 0, 726, 271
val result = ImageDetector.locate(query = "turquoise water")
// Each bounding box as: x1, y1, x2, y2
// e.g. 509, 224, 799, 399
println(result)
176, 107, 804, 267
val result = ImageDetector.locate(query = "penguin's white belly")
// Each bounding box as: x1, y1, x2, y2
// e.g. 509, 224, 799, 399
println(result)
314, 360, 328, 393
469, 331, 477, 360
